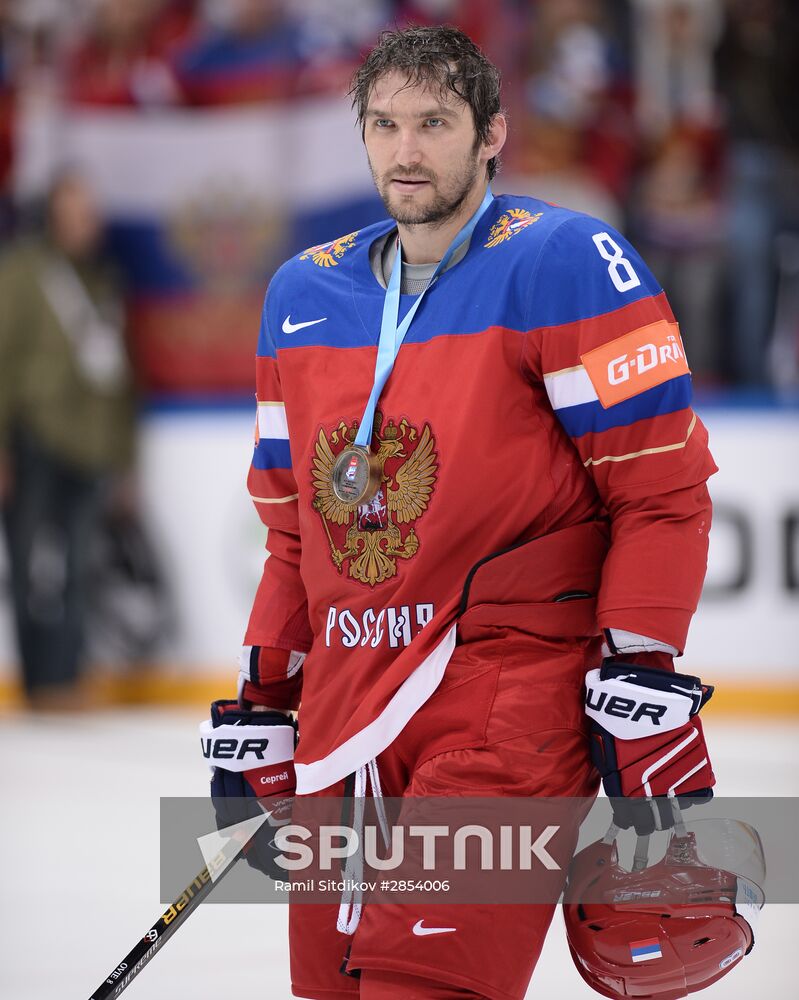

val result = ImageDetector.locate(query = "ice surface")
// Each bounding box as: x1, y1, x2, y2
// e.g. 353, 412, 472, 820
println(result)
0, 710, 795, 999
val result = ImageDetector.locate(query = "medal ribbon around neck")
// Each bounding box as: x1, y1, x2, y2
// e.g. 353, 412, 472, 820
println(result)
330, 188, 494, 505
353, 187, 494, 448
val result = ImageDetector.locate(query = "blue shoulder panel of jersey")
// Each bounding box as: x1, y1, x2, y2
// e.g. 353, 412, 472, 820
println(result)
525, 211, 664, 330
256, 283, 276, 360
255, 195, 662, 358
259, 217, 398, 354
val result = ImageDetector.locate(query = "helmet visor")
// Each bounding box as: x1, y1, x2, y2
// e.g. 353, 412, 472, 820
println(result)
681, 818, 766, 932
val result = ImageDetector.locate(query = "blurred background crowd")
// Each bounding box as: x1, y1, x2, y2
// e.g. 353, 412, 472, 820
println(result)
0, 0, 797, 707
1, 0, 798, 390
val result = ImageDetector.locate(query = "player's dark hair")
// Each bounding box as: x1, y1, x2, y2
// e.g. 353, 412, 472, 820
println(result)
350, 24, 503, 181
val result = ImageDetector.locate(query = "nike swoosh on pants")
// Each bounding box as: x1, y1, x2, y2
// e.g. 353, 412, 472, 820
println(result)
412, 920, 457, 936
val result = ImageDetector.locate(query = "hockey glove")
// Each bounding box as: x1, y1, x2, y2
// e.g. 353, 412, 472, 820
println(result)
585, 661, 715, 835
199, 699, 297, 879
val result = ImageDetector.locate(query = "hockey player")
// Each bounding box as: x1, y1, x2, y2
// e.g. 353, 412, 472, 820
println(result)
202, 25, 719, 1000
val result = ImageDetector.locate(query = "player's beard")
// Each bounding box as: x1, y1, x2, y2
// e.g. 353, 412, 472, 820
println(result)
370, 142, 483, 228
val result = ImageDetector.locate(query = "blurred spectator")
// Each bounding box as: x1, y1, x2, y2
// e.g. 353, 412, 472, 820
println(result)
0, 0, 793, 391
632, 0, 723, 139
291, 0, 390, 62
64, 0, 195, 107
0, 0, 60, 235
0, 171, 136, 708
625, 1, 726, 381
501, 0, 633, 227
0, 0, 18, 235
634, 126, 725, 381
173, 0, 307, 104
715, 0, 799, 386
771, 230, 799, 388
526, 0, 613, 130
394, 1, 497, 49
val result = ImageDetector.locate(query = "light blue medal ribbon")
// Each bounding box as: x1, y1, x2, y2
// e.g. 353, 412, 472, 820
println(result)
353, 187, 494, 448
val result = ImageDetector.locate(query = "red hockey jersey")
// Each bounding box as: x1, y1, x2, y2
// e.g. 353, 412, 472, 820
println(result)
241, 195, 716, 794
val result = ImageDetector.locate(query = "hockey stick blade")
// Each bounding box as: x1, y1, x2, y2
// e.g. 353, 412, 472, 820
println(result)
87, 808, 272, 999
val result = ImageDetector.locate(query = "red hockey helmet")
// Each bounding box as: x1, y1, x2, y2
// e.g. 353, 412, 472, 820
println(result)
563, 819, 764, 999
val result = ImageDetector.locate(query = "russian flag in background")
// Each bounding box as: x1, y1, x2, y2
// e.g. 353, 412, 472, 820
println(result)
629, 938, 663, 963
22, 98, 383, 394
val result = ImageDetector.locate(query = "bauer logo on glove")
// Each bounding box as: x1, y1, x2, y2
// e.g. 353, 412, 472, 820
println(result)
200, 726, 295, 766
585, 663, 707, 739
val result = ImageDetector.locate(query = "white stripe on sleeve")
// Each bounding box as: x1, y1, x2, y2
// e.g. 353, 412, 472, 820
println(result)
258, 401, 289, 440
543, 366, 598, 410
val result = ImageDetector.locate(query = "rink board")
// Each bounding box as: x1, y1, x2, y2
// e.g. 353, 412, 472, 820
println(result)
0, 403, 796, 709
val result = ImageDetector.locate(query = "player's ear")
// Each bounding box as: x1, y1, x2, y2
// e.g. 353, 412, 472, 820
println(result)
483, 112, 507, 167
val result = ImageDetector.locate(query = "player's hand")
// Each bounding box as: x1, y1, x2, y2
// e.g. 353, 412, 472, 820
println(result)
199, 699, 297, 878
584, 661, 715, 835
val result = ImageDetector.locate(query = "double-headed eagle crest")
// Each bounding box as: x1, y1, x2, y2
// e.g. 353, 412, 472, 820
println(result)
484, 208, 543, 248
312, 414, 437, 586
300, 230, 358, 268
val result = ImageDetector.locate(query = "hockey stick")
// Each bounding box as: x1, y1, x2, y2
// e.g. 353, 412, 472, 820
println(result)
87, 842, 237, 1000
86, 804, 275, 1000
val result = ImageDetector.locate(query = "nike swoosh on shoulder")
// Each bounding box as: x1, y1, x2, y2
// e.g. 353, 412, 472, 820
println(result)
282, 315, 327, 334
412, 920, 457, 936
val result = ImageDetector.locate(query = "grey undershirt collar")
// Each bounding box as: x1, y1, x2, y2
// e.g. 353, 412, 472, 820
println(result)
369, 228, 471, 295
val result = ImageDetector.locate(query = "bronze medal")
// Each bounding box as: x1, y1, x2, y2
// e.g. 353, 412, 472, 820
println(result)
331, 445, 381, 505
